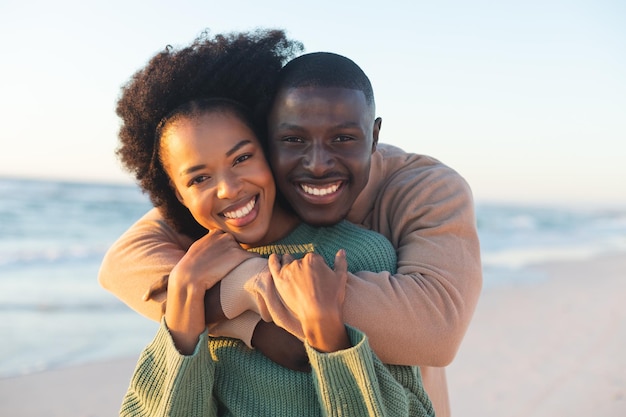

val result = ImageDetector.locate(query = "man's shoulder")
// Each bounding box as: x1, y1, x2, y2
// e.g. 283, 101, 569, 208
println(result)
372, 143, 467, 189
125, 207, 194, 248
375, 143, 446, 172
349, 143, 471, 224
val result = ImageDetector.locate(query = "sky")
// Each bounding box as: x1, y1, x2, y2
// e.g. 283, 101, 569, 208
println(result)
1, 0, 624, 207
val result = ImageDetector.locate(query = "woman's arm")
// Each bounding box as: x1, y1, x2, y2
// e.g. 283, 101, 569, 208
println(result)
99, 208, 309, 370
306, 326, 435, 417
268, 250, 434, 416
98, 209, 255, 322
120, 321, 218, 417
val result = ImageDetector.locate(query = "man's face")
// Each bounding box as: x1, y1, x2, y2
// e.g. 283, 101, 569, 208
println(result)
268, 86, 380, 226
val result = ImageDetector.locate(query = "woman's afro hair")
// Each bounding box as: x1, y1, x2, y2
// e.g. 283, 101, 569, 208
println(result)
115, 29, 303, 238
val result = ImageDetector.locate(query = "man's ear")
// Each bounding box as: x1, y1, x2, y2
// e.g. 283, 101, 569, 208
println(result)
372, 117, 382, 153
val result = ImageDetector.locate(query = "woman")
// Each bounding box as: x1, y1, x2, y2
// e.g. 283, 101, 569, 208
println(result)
115, 30, 433, 416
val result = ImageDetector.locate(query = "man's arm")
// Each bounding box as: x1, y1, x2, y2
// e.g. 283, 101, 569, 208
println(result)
220, 146, 482, 367
99, 208, 192, 321
102, 147, 482, 368
343, 150, 482, 366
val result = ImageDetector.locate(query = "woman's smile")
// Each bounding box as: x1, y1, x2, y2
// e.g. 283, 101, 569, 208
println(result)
221, 195, 259, 227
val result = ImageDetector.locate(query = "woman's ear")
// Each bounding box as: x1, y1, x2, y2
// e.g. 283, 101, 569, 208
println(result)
171, 181, 185, 206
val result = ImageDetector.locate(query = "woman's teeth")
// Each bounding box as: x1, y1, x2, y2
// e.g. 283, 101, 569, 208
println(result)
223, 198, 256, 219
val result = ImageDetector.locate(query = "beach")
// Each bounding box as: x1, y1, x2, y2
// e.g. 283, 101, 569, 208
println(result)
1, 252, 624, 416
448, 252, 626, 416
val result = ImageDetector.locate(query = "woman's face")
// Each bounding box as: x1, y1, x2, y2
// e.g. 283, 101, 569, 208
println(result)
162, 112, 276, 247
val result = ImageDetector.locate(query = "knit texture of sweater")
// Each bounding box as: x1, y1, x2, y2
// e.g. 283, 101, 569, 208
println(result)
120, 220, 433, 416
121, 323, 434, 417
247, 220, 398, 274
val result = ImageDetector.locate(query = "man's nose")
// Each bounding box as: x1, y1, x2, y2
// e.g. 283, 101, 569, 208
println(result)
303, 142, 334, 176
216, 172, 242, 199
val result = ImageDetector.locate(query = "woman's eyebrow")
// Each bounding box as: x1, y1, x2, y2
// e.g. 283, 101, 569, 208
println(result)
225, 139, 252, 157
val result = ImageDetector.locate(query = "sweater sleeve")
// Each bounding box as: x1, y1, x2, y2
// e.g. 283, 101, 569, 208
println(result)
98, 208, 193, 322
120, 319, 218, 417
306, 326, 434, 417
343, 146, 483, 366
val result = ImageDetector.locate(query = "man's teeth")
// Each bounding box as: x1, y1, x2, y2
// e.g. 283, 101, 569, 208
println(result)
223, 198, 255, 219
301, 183, 340, 196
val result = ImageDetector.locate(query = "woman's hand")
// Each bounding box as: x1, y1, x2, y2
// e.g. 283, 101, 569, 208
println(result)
163, 229, 256, 354
268, 250, 350, 352
145, 229, 257, 302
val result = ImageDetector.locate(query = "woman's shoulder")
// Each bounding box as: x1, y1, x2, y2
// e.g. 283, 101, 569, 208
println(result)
321, 221, 397, 273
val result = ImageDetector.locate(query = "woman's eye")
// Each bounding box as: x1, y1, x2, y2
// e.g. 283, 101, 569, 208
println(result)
189, 175, 210, 186
234, 154, 252, 165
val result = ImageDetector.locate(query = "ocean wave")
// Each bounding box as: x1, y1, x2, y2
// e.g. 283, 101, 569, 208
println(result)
0, 177, 148, 204
476, 203, 626, 267
0, 301, 128, 313
0, 244, 109, 268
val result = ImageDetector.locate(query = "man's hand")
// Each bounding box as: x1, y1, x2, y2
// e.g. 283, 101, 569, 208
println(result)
269, 250, 350, 352
269, 251, 348, 324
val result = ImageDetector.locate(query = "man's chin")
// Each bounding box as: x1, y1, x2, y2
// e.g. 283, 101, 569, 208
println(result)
294, 207, 346, 227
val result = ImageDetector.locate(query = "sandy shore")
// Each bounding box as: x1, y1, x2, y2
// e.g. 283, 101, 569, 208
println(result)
1, 253, 624, 416
448, 252, 626, 416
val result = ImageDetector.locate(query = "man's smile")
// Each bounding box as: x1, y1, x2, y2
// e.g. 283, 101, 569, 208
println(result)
300, 181, 342, 197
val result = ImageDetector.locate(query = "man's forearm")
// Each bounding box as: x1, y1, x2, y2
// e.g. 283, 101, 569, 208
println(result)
233, 267, 479, 366
98, 210, 190, 321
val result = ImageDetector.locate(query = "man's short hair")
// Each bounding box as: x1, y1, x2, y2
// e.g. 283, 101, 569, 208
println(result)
277, 52, 375, 106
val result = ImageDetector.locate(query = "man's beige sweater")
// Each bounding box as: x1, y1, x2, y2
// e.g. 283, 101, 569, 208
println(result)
99, 143, 483, 417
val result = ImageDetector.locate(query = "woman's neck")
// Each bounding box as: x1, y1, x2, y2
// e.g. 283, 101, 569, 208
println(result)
239, 203, 300, 249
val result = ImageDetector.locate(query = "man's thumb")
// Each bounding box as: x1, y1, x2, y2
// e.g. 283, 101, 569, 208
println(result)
334, 249, 347, 273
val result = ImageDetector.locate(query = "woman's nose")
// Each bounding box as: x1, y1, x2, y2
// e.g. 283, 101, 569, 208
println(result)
216, 172, 242, 199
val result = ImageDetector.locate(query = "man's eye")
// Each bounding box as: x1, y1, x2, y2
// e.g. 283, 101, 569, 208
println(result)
282, 136, 303, 143
333, 135, 354, 142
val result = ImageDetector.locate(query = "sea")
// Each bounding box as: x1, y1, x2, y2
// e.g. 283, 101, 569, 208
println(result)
1, 177, 625, 378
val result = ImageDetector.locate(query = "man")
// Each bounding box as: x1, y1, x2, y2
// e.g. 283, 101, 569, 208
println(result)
100, 52, 482, 416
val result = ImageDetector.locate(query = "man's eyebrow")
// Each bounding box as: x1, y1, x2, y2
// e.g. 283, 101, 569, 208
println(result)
275, 121, 361, 130
274, 122, 303, 131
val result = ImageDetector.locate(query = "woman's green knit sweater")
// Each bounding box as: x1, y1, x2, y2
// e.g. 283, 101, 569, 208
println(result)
119, 221, 434, 417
